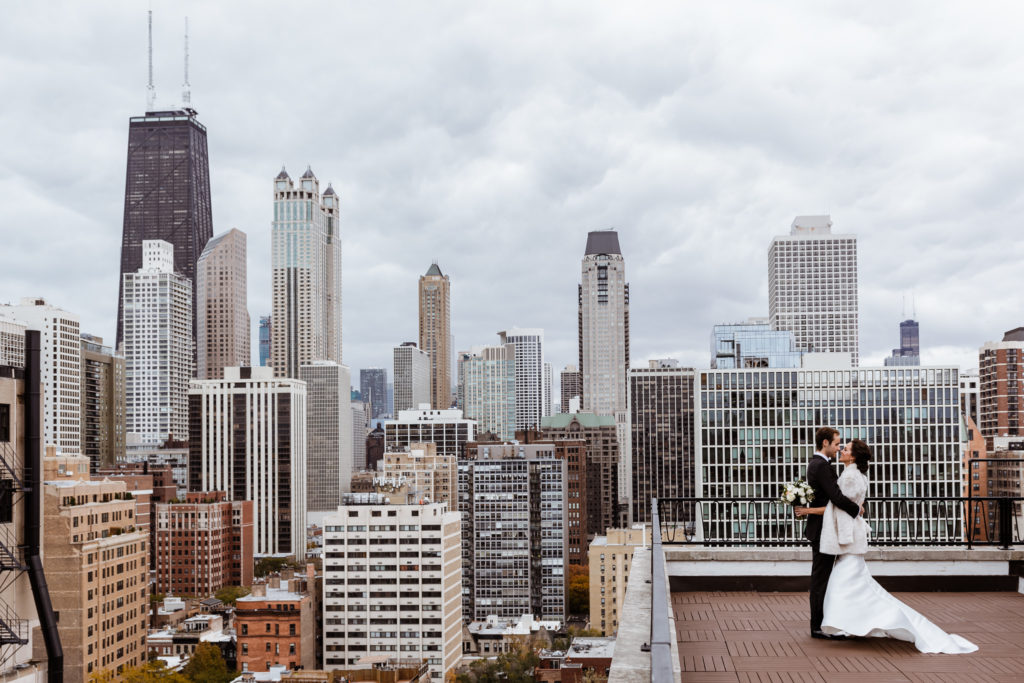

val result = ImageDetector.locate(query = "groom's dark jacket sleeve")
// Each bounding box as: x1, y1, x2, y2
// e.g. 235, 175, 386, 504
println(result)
804, 457, 861, 543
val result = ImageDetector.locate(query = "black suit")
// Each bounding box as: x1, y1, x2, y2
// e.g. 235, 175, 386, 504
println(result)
805, 454, 861, 632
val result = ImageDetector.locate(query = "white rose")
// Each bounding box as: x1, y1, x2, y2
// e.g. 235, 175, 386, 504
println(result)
786, 492, 795, 502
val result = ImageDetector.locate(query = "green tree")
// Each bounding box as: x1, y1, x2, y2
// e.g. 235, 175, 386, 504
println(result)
182, 643, 234, 683
255, 557, 289, 577
214, 585, 250, 606
90, 661, 189, 683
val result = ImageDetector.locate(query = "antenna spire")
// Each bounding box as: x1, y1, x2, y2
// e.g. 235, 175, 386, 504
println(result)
146, 9, 156, 111
182, 17, 191, 107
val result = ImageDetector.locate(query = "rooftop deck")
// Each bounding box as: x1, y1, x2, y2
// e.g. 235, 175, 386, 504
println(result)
673, 590, 1024, 682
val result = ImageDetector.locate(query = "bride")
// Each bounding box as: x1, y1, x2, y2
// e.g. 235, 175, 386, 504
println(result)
795, 439, 977, 654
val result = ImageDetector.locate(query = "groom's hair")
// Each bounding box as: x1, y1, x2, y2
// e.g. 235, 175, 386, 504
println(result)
815, 426, 839, 450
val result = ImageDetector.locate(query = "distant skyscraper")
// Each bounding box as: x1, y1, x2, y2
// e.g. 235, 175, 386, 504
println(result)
384, 407, 476, 458
197, 228, 250, 379
116, 107, 212, 354
711, 318, 802, 369
459, 344, 516, 441
189, 367, 306, 559
629, 361, 695, 524
80, 333, 126, 470
543, 362, 553, 418
560, 364, 581, 413
123, 240, 193, 446
419, 263, 452, 409
299, 361, 353, 519
886, 319, 921, 366
351, 400, 370, 471
393, 342, 430, 413
271, 167, 342, 378
359, 367, 388, 420
258, 315, 271, 366
579, 230, 629, 415
0, 298, 81, 452
769, 215, 859, 365
498, 328, 545, 431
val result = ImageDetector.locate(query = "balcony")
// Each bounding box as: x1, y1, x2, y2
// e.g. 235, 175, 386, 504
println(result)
609, 498, 1024, 683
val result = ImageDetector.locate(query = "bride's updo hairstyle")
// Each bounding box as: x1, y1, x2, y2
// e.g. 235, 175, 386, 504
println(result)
850, 439, 872, 476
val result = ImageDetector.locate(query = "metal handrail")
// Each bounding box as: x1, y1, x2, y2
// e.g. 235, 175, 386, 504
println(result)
650, 498, 674, 683
657, 496, 1024, 549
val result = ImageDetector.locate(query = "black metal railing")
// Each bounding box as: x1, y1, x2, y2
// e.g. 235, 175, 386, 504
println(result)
649, 498, 674, 683
657, 497, 1024, 549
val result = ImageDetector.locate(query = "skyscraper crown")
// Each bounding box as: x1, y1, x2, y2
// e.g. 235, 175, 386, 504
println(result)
584, 230, 621, 256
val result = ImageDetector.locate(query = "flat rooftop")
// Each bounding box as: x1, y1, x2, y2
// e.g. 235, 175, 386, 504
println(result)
674, 590, 1024, 681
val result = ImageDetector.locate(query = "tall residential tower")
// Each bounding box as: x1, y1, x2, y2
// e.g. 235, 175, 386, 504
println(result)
196, 228, 250, 379
578, 230, 629, 415
271, 167, 342, 378
419, 263, 452, 410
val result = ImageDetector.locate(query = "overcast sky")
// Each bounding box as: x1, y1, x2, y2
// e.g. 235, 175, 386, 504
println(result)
3, 1, 1023, 388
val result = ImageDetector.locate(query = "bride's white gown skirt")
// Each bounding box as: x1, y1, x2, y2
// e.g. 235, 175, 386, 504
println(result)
822, 554, 978, 654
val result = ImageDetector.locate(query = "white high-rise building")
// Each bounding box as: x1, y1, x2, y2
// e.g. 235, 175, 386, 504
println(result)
769, 215, 859, 366
299, 361, 353, 520
578, 230, 629, 416
393, 342, 430, 413
122, 240, 194, 446
322, 497, 462, 680
271, 167, 342, 378
384, 407, 476, 458
0, 315, 26, 368
497, 328, 545, 431
0, 298, 80, 452
189, 366, 307, 559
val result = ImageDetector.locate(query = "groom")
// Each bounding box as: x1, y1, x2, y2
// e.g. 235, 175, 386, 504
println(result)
804, 426, 862, 640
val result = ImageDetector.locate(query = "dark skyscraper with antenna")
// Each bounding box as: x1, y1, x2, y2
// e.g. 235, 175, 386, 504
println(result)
115, 12, 212, 352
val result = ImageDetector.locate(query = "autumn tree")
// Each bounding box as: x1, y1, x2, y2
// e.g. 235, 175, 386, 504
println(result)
90, 661, 189, 683
214, 585, 250, 606
567, 563, 589, 616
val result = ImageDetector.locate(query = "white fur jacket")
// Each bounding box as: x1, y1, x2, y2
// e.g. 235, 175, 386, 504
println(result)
819, 464, 870, 556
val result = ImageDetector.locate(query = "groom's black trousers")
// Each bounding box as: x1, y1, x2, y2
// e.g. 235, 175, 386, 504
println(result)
809, 540, 837, 631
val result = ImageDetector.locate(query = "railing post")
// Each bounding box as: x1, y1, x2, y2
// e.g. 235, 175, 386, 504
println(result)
998, 497, 1012, 550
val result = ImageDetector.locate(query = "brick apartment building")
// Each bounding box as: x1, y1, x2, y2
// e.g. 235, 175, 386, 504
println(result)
235, 575, 316, 673
154, 491, 254, 596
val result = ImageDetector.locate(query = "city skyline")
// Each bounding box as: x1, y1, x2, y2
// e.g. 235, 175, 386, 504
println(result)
4, 3, 1023, 382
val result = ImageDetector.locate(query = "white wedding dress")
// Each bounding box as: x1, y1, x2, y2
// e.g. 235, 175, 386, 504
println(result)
820, 466, 978, 654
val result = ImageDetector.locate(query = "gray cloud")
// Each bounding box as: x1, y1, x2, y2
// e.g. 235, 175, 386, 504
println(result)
2, 0, 1022, 389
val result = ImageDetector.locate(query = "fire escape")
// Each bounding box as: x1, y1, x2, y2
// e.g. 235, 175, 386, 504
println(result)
0, 425, 30, 665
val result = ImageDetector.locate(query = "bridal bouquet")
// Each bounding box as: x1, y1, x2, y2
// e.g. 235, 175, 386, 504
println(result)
778, 479, 815, 507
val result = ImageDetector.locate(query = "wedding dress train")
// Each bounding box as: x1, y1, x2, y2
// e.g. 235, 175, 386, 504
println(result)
821, 553, 978, 654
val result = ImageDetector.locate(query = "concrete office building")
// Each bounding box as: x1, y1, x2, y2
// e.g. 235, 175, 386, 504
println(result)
629, 361, 696, 524
696, 361, 963, 542
0, 298, 81, 452
154, 492, 254, 596
458, 344, 516, 441
394, 343, 430, 414
979, 329, 1024, 446
711, 318, 802, 369
578, 231, 629, 416
384, 408, 476, 459
80, 334, 126, 470
189, 366, 307, 559
351, 400, 370, 472
271, 167, 342, 378
540, 413, 620, 535
42, 457, 149, 681
197, 228, 250, 379
419, 264, 452, 410
459, 445, 567, 622
300, 361, 353, 519
544, 362, 554, 418
359, 368, 388, 420
768, 215, 859, 365
498, 328, 546, 431
322, 497, 462, 680
560, 365, 581, 414
122, 240, 194, 446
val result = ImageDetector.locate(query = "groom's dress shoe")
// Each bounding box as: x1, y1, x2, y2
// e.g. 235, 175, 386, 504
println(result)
811, 630, 847, 640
